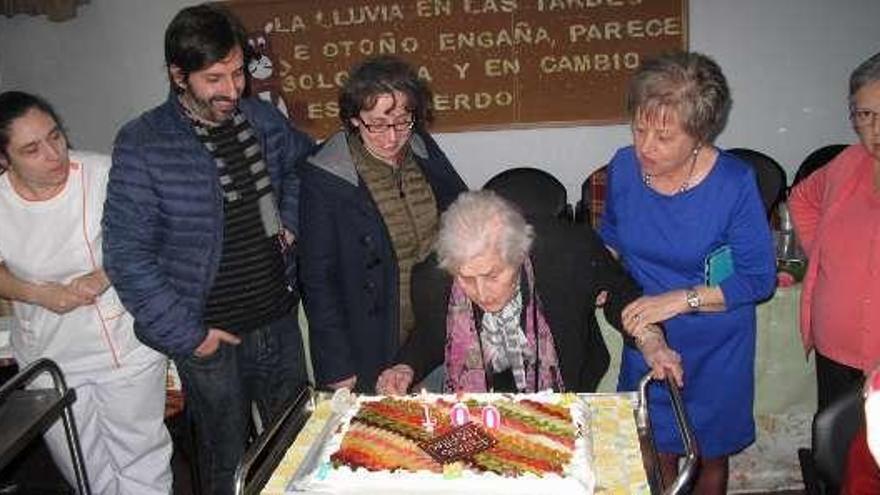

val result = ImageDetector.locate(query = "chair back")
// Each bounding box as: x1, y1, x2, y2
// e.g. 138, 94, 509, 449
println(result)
813, 388, 864, 490
484, 167, 572, 221
575, 176, 590, 224
727, 148, 788, 214
574, 165, 608, 228
792, 144, 847, 187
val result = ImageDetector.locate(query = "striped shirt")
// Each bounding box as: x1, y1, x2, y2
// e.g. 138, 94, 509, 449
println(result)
193, 112, 294, 333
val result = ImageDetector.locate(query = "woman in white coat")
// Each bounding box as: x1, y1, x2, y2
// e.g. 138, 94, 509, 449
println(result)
0, 91, 173, 494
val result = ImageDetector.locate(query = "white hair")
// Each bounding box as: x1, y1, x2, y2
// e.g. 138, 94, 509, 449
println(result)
435, 190, 534, 272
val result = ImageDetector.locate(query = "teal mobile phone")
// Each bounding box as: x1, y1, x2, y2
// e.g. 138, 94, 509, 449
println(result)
705, 245, 734, 286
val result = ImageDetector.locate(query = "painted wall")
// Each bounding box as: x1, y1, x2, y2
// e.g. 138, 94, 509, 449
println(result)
1, 0, 877, 199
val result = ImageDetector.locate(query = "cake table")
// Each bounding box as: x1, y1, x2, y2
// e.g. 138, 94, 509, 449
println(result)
233, 375, 696, 495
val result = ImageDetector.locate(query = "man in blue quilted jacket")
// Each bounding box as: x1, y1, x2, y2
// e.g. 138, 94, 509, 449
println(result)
102, 4, 313, 494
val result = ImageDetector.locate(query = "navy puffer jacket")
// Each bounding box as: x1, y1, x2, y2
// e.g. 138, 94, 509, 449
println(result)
298, 131, 466, 392
103, 95, 313, 358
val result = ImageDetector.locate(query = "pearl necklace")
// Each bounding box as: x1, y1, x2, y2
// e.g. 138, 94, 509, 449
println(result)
643, 146, 701, 194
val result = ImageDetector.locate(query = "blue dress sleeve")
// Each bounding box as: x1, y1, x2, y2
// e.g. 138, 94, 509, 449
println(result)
718, 166, 777, 308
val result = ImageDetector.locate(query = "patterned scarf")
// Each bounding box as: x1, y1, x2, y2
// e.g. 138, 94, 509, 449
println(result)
443, 258, 564, 393
480, 287, 532, 390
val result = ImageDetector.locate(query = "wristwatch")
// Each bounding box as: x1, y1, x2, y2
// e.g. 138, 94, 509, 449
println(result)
685, 289, 701, 310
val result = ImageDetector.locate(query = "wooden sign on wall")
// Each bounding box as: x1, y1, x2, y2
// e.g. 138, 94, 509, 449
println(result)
226, 0, 688, 139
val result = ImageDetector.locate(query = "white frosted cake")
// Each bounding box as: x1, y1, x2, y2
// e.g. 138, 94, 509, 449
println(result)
287, 392, 595, 494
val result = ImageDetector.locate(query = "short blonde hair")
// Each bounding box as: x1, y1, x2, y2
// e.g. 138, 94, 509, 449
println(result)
435, 190, 534, 272
626, 51, 731, 143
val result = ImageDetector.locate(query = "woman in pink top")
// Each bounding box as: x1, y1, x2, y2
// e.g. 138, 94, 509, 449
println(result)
789, 51, 880, 413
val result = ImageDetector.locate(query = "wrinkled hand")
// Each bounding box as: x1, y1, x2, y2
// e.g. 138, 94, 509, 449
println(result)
327, 375, 358, 391
282, 228, 295, 247
622, 292, 687, 335
193, 328, 241, 358
376, 364, 414, 395
34, 282, 93, 314
68, 270, 109, 299
640, 336, 684, 388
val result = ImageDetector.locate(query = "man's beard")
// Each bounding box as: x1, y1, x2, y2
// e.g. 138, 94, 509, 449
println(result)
180, 88, 238, 125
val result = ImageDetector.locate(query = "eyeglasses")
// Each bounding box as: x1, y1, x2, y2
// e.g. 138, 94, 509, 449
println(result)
358, 117, 415, 134
851, 108, 880, 128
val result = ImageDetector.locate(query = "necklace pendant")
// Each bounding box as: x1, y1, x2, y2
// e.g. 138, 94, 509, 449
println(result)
642, 148, 700, 194
678, 180, 690, 194
642, 172, 691, 194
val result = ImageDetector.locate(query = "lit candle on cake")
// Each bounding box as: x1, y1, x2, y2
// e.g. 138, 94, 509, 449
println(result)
481, 404, 501, 430
420, 388, 436, 433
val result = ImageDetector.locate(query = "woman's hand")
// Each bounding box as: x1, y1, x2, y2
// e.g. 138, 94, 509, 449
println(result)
68, 269, 110, 299
595, 290, 608, 307
622, 292, 689, 334
327, 375, 358, 391
637, 328, 684, 387
33, 282, 93, 314
376, 364, 414, 395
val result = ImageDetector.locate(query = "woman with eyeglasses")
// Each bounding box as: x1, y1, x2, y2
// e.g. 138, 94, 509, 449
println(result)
298, 55, 466, 393
789, 51, 880, 416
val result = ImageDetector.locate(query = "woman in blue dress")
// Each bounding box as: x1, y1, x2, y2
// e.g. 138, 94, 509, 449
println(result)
599, 51, 776, 493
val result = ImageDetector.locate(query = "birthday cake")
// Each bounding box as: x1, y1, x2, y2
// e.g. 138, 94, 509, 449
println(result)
288, 392, 594, 494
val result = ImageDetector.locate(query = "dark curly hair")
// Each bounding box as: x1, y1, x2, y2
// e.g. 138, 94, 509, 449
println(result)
339, 55, 433, 133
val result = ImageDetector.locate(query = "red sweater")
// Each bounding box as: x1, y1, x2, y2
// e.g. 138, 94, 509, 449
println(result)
789, 144, 880, 370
